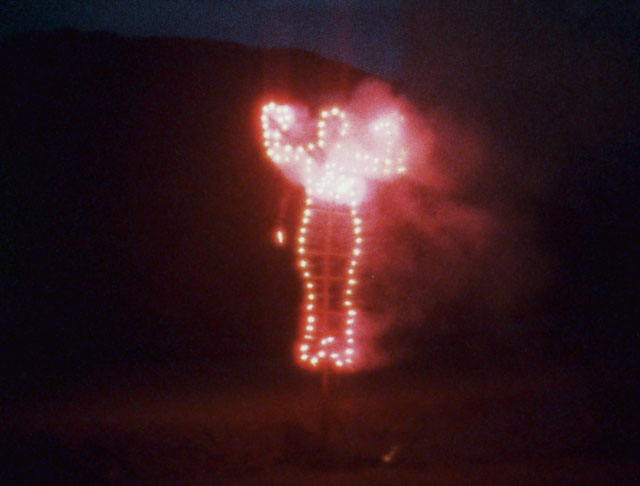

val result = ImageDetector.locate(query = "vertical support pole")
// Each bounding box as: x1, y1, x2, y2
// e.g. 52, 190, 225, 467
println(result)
319, 202, 333, 454
320, 365, 330, 454
323, 202, 333, 342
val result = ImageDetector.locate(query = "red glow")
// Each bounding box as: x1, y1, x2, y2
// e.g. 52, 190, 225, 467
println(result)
261, 100, 408, 372
261, 101, 407, 205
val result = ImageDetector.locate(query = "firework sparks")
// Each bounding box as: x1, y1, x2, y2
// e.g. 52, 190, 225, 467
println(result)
261, 100, 407, 371
273, 228, 286, 246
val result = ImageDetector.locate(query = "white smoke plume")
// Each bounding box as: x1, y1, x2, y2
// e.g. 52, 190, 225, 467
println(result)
344, 80, 554, 367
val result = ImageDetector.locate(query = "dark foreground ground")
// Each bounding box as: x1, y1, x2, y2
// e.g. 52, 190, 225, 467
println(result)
2, 362, 638, 485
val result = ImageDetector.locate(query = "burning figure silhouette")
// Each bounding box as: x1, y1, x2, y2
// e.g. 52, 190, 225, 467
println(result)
261, 101, 407, 371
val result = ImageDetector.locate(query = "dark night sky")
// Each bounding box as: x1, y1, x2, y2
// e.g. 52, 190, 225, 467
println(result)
2, 1, 639, 389
3, 1, 636, 87
5, 1, 414, 82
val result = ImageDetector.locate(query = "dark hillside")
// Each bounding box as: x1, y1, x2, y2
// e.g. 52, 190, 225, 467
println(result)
2, 30, 367, 387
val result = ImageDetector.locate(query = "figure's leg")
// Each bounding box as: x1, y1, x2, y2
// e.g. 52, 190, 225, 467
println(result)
295, 196, 361, 371
296, 195, 317, 366
341, 206, 362, 368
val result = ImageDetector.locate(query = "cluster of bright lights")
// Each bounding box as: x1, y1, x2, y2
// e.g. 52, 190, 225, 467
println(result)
294, 196, 363, 370
261, 101, 407, 371
261, 102, 407, 205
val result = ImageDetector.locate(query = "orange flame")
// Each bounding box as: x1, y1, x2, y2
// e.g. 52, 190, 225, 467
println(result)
273, 228, 285, 246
